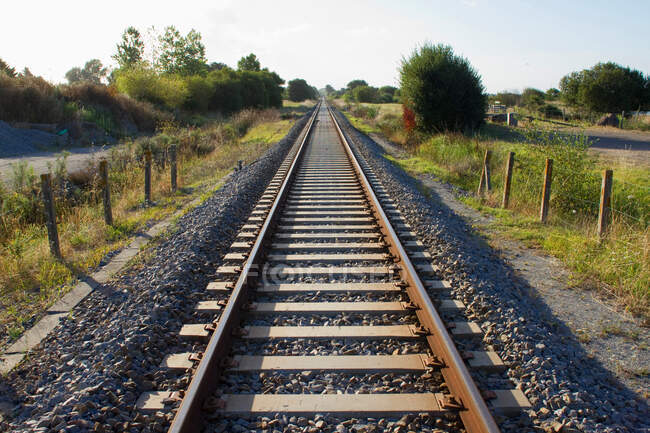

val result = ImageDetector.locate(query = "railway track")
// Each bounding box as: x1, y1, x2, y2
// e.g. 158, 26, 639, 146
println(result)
137, 101, 530, 432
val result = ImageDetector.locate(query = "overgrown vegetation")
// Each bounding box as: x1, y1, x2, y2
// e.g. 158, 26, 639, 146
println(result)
324, 80, 399, 104
339, 102, 649, 320
0, 107, 298, 344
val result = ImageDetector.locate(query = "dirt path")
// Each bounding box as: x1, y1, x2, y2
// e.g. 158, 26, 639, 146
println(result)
0, 146, 112, 183
370, 132, 650, 396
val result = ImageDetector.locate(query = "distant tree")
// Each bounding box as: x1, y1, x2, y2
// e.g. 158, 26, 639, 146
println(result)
378, 85, 397, 102
522, 88, 545, 109
352, 85, 379, 103
288, 78, 315, 102
0, 58, 16, 77
546, 88, 560, 100
158, 26, 207, 75
346, 79, 368, 91
21, 67, 33, 77
324, 84, 335, 95
113, 26, 145, 69
65, 59, 108, 84
560, 62, 650, 112
491, 91, 521, 107
207, 62, 228, 71
400, 43, 485, 132
238, 53, 261, 72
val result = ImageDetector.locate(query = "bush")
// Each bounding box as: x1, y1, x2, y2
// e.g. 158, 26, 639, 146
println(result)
60, 82, 169, 132
0, 73, 64, 123
352, 85, 379, 103
400, 43, 486, 132
114, 67, 189, 109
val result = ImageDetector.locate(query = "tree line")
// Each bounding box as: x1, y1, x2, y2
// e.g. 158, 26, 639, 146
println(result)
323, 80, 399, 104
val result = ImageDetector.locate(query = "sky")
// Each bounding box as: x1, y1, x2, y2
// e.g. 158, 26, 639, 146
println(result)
2, 0, 649, 93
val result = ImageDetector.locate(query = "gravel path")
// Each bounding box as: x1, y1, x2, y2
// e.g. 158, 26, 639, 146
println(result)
0, 112, 312, 432
336, 112, 649, 433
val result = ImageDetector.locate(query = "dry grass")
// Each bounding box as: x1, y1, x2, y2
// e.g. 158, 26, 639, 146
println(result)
0, 109, 294, 344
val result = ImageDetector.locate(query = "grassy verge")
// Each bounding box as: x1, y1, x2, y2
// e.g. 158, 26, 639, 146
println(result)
0, 109, 296, 344
342, 105, 649, 321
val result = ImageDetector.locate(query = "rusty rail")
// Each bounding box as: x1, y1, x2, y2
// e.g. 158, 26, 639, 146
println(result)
167, 102, 321, 433
327, 106, 500, 433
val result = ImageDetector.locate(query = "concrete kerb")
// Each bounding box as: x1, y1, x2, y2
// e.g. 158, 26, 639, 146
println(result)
0, 171, 233, 374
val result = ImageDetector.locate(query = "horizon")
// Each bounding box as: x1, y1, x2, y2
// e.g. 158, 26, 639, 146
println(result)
3, 0, 649, 93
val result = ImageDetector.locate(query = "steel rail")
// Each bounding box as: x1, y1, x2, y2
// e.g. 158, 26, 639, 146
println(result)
326, 104, 501, 433
168, 102, 321, 433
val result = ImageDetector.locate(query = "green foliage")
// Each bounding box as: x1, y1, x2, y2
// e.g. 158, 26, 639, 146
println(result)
400, 43, 486, 132
352, 85, 379, 103
546, 88, 560, 100
560, 62, 650, 113
158, 26, 207, 76
378, 86, 398, 102
65, 59, 108, 84
521, 88, 545, 109
184, 75, 213, 111
112, 26, 145, 69
346, 80, 368, 91
114, 67, 189, 108
287, 78, 316, 102
238, 53, 261, 72
324, 84, 335, 95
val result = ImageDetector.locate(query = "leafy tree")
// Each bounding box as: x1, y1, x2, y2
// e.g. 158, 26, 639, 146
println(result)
490, 91, 521, 107
158, 26, 207, 76
352, 85, 379, 103
522, 88, 545, 109
288, 78, 315, 102
0, 58, 16, 77
207, 62, 228, 71
400, 43, 486, 132
113, 26, 145, 69
546, 88, 560, 100
238, 53, 261, 72
346, 79, 368, 91
379, 85, 398, 102
65, 59, 108, 84
324, 84, 335, 95
560, 62, 650, 112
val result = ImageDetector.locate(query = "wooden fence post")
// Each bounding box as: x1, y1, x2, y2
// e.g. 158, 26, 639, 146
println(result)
144, 150, 152, 203
99, 159, 113, 226
539, 158, 553, 223
502, 151, 515, 208
170, 144, 177, 192
477, 149, 492, 196
40, 173, 61, 258
597, 169, 613, 239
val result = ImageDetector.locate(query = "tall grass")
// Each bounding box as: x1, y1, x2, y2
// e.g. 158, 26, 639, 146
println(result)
0, 108, 289, 343
343, 105, 649, 319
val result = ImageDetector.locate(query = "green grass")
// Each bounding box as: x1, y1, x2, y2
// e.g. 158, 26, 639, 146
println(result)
342, 103, 649, 320
0, 109, 294, 345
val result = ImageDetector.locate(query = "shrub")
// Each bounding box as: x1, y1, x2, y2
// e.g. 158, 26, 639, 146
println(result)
114, 67, 189, 109
60, 82, 169, 132
400, 43, 486, 132
352, 85, 379, 103
184, 75, 213, 111
0, 74, 64, 123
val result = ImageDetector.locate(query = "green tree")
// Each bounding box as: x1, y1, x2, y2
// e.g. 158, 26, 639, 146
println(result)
352, 85, 379, 103
238, 53, 261, 72
158, 26, 207, 76
522, 88, 545, 109
546, 88, 560, 100
379, 85, 398, 102
65, 59, 108, 84
207, 62, 228, 71
560, 62, 650, 112
324, 84, 335, 95
288, 78, 315, 102
113, 26, 145, 69
346, 79, 368, 91
0, 58, 16, 77
400, 43, 486, 132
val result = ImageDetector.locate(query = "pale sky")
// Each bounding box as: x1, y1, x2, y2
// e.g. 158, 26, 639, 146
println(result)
3, 0, 649, 93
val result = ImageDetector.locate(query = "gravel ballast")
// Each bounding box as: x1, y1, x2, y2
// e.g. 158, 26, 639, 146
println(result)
333, 109, 649, 433
0, 111, 313, 432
